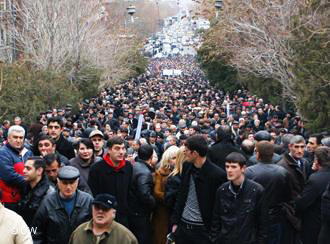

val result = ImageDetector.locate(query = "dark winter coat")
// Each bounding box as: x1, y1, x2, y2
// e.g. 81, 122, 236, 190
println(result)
295, 167, 330, 244
88, 159, 132, 227
171, 159, 226, 229
277, 153, 311, 200
32, 190, 93, 244
17, 175, 54, 227
128, 159, 155, 215
55, 134, 75, 159
207, 140, 244, 170
211, 179, 268, 244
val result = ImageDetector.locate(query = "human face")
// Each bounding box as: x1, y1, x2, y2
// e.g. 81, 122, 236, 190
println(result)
92, 205, 115, 227
169, 154, 177, 166
45, 161, 60, 182
14, 118, 21, 125
91, 136, 104, 152
289, 142, 305, 159
78, 143, 93, 161
184, 147, 196, 163
8, 131, 24, 150
108, 144, 126, 163
38, 139, 55, 156
48, 122, 62, 140
225, 162, 245, 184
57, 178, 78, 199
23, 160, 38, 182
306, 137, 318, 153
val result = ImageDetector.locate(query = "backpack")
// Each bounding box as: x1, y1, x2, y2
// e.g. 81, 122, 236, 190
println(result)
321, 182, 330, 221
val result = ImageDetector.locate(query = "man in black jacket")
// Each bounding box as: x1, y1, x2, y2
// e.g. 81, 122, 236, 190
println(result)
295, 146, 330, 244
32, 166, 93, 244
172, 135, 226, 244
47, 117, 75, 159
18, 156, 54, 227
128, 144, 155, 244
88, 136, 132, 227
207, 125, 243, 170
245, 141, 292, 244
211, 152, 268, 244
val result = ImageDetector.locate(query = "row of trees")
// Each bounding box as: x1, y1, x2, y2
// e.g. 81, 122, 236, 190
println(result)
197, 0, 329, 132
0, 0, 177, 123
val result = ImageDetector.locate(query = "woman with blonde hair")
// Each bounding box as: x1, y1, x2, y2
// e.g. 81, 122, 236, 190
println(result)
152, 145, 180, 244
164, 146, 186, 232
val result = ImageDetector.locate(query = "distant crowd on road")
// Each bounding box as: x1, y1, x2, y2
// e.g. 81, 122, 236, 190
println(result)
0, 56, 330, 244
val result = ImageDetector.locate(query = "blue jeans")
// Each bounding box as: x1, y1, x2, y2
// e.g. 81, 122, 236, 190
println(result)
268, 223, 283, 244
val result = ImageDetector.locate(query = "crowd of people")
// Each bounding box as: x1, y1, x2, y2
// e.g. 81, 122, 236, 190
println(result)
0, 56, 329, 244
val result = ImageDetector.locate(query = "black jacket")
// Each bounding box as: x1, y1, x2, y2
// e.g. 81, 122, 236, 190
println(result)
208, 140, 244, 170
128, 159, 155, 215
18, 175, 54, 227
32, 190, 93, 244
247, 153, 282, 166
295, 167, 330, 244
88, 159, 132, 227
211, 179, 268, 244
55, 134, 75, 160
172, 159, 226, 229
165, 174, 181, 226
245, 162, 291, 222
277, 153, 312, 200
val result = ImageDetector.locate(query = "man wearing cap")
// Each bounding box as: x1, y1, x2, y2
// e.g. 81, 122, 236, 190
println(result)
247, 130, 282, 166
69, 194, 138, 244
89, 130, 105, 157
32, 166, 93, 244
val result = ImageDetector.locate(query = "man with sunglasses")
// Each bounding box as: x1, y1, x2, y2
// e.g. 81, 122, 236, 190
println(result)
69, 194, 137, 244
32, 166, 93, 244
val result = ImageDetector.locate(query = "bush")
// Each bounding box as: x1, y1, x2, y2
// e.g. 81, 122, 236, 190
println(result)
0, 63, 82, 124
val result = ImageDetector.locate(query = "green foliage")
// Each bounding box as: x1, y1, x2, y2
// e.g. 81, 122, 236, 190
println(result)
197, 40, 241, 92
290, 2, 330, 132
0, 63, 82, 124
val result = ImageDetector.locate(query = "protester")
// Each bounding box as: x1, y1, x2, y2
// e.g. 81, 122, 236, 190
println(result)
88, 136, 132, 227
211, 152, 267, 244
153, 145, 179, 244
171, 135, 226, 244
0, 191, 33, 244
32, 166, 93, 244
18, 156, 54, 227
295, 146, 330, 244
69, 194, 138, 244
70, 138, 100, 194
0, 125, 33, 211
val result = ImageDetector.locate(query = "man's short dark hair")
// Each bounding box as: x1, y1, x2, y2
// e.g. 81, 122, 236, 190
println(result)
44, 153, 61, 167
107, 136, 125, 149
27, 156, 45, 173
309, 133, 323, 145
225, 152, 246, 167
256, 141, 274, 163
185, 135, 208, 157
315, 146, 330, 167
138, 144, 154, 161
47, 116, 64, 128
216, 125, 232, 142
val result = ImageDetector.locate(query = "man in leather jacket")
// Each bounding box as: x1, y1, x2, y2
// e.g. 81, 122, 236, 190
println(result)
18, 156, 54, 227
32, 166, 93, 244
245, 141, 291, 244
211, 152, 268, 244
128, 144, 155, 244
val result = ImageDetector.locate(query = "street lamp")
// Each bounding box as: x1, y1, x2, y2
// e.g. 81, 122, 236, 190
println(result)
127, 5, 136, 23
215, 0, 223, 18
